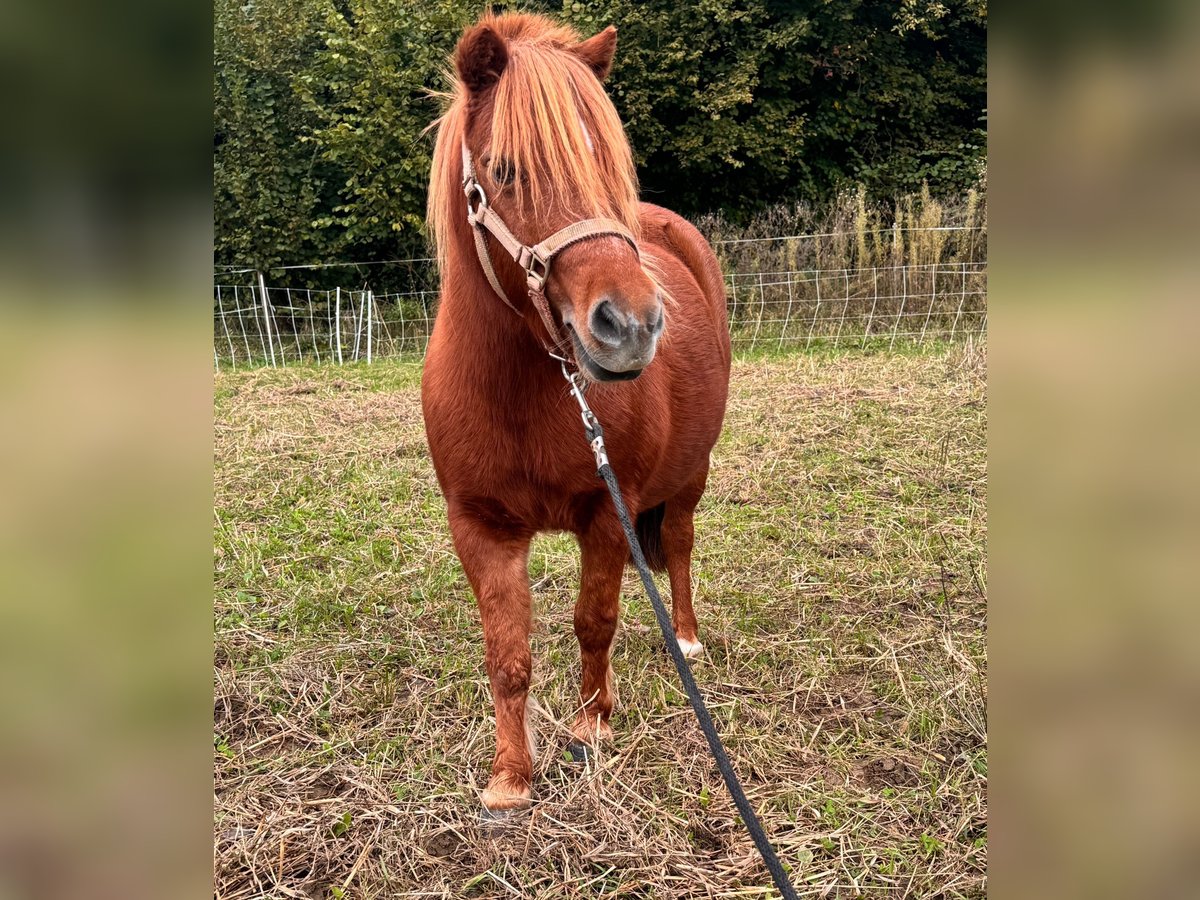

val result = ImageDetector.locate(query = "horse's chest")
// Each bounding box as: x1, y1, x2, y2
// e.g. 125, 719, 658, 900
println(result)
425, 390, 595, 510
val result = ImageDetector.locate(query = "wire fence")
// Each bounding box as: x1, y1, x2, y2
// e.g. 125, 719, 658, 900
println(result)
214, 229, 986, 369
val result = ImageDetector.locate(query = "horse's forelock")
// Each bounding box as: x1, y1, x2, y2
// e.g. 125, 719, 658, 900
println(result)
491, 42, 639, 228
428, 14, 639, 274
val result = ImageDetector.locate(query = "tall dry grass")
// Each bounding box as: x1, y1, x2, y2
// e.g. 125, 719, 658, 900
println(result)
695, 184, 988, 347
696, 183, 987, 274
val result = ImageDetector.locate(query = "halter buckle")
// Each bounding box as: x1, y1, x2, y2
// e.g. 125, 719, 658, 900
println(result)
464, 180, 488, 224
520, 247, 550, 290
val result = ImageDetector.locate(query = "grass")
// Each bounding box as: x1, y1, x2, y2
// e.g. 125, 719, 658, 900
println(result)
213, 342, 987, 899
698, 183, 987, 278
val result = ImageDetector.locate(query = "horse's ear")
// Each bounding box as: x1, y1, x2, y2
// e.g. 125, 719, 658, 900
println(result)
455, 24, 508, 94
574, 25, 617, 81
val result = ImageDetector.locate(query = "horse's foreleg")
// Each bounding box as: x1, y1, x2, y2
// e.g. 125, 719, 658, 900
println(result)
571, 518, 626, 747
663, 469, 709, 659
448, 506, 535, 811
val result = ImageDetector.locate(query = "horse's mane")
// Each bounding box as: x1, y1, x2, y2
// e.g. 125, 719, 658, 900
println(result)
427, 13, 640, 274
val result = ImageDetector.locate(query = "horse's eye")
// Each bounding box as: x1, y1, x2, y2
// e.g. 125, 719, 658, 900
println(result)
490, 158, 516, 187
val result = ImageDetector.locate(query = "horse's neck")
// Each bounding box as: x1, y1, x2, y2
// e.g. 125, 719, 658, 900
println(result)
440, 242, 557, 395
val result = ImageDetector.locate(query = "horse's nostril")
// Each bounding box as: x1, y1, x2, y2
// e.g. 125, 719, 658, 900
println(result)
648, 307, 665, 336
589, 300, 627, 347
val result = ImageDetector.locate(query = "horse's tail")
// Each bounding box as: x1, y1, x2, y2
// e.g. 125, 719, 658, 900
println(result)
634, 502, 668, 572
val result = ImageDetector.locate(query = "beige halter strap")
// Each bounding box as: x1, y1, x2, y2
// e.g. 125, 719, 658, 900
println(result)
461, 143, 638, 359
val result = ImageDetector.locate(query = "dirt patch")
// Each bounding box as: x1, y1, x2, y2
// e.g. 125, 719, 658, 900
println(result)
422, 829, 465, 859
304, 773, 351, 801
860, 756, 922, 788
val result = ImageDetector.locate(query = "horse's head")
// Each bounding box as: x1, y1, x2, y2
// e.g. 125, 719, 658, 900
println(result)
438, 15, 663, 381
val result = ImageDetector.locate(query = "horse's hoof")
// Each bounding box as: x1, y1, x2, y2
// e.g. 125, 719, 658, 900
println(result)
480, 772, 531, 812
478, 806, 527, 830
566, 740, 594, 763
677, 637, 704, 660
568, 716, 613, 756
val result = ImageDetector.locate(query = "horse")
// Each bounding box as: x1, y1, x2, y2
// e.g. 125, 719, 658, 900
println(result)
422, 11, 731, 815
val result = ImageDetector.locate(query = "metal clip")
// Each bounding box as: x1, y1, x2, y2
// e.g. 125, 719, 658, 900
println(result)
464, 180, 487, 223
588, 426, 609, 469
558, 359, 609, 471
590, 438, 609, 469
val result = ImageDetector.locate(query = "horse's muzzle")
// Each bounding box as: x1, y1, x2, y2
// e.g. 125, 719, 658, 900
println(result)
575, 295, 663, 379
570, 327, 645, 382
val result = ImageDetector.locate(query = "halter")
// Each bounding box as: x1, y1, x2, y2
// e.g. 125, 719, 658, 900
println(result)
461, 143, 639, 364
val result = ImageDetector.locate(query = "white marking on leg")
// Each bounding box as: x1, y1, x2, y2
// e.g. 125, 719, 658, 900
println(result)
677, 637, 704, 659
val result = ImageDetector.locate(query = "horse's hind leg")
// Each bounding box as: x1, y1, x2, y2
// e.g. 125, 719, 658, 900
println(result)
447, 504, 535, 813
571, 517, 626, 749
662, 469, 710, 659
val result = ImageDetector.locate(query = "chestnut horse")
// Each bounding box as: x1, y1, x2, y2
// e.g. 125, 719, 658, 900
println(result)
422, 12, 731, 814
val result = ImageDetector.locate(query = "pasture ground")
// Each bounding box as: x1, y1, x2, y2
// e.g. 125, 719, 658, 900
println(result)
214, 344, 987, 899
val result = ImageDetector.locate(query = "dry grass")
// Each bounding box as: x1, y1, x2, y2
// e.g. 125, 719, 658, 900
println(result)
695, 185, 988, 276
214, 344, 987, 898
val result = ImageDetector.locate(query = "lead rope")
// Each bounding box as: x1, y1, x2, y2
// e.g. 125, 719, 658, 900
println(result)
558, 360, 801, 900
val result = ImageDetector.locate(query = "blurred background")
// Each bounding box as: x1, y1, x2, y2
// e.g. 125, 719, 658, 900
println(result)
991, 1, 1200, 896
0, 0, 212, 898
0, 0, 1197, 895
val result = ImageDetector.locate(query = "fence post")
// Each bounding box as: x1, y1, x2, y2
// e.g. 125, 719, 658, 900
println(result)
258, 271, 277, 367
335, 287, 343, 364
806, 269, 821, 350
366, 290, 373, 363
353, 292, 364, 360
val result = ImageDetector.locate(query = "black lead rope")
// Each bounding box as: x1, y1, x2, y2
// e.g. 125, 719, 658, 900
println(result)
558, 362, 800, 900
